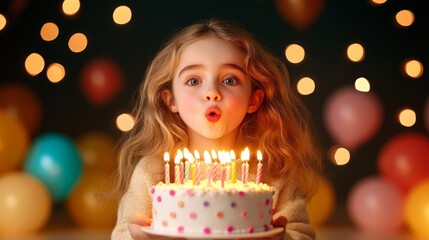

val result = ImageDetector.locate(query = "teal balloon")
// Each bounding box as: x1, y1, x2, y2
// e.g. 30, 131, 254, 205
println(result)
24, 132, 83, 202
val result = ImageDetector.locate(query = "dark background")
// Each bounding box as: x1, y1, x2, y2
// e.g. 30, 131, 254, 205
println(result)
1, 0, 428, 204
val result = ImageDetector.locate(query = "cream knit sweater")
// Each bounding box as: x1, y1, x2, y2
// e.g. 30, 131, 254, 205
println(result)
111, 157, 315, 240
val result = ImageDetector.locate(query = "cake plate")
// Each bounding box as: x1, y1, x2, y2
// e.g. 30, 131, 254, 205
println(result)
141, 226, 283, 239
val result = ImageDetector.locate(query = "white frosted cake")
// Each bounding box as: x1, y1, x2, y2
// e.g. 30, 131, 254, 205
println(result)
150, 180, 274, 235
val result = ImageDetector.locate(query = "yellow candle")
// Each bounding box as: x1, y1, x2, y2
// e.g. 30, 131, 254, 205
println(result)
230, 150, 236, 183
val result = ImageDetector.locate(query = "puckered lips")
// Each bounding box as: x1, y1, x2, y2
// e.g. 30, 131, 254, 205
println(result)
205, 106, 221, 123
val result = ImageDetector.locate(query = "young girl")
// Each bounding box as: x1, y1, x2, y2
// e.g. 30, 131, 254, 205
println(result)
111, 19, 322, 240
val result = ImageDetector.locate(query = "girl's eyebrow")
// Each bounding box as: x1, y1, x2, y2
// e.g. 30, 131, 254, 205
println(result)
178, 63, 245, 77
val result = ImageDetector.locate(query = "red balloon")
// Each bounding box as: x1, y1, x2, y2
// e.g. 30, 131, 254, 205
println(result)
80, 58, 124, 106
275, 0, 325, 29
0, 83, 42, 135
378, 132, 429, 193
324, 86, 383, 150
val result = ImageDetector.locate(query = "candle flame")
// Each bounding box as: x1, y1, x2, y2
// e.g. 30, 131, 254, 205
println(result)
211, 149, 218, 159
229, 150, 236, 160
177, 149, 183, 159
241, 147, 250, 161
164, 152, 170, 162
204, 150, 212, 164
183, 148, 190, 159
188, 153, 195, 163
174, 155, 181, 165
257, 150, 262, 161
194, 149, 200, 159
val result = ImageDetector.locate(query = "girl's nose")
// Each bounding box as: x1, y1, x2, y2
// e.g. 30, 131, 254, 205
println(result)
205, 83, 222, 102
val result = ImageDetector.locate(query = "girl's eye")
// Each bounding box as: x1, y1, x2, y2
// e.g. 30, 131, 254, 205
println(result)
223, 77, 238, 86
186, 78, 200, 86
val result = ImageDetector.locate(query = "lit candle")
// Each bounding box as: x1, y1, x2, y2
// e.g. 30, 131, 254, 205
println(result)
240, 149, 247, 183
244, 147, 250, 183
184, 148, 190, 184
164, 152, 170, 184
211, 149, 218, 182
225, 152, 231, 184
194, 150, 201, 185
230, 150, 236, 183
177, 149, 184, 184
256, 150, 263, 184
204, 151, 212, 186
220, 152, 226, 188
188, 154, 196, 185
174, 155, 180, 184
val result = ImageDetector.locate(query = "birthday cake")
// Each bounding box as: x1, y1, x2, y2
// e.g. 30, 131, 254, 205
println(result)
150, 180, 274, 235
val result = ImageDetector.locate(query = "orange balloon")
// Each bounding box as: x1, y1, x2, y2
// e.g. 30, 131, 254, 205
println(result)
77, 132, 117, 172
307, 176, 336, 226
0, 172, 52, 236
275, 0, 325, 29
404, 179, 429, 238
66, 170, 118, 229
0, 83, 42, 135
0, 110, 29, 174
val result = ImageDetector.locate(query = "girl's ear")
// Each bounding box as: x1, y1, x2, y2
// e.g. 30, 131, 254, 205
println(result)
162, 89, 178, 113
247, 89, 264, 113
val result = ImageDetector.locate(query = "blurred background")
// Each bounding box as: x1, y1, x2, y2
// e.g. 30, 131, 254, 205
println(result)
0, 0, 428, 239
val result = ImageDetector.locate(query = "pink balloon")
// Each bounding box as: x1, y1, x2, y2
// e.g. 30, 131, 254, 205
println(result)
324, 86, 383, 150
347, 176, 404, 234
378, 132, 429, 193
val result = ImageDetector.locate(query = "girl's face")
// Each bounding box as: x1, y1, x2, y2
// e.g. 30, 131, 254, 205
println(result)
163, 36, 263, 147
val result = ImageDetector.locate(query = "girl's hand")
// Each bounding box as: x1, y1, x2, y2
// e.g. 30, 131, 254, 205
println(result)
127, 213, 185, 240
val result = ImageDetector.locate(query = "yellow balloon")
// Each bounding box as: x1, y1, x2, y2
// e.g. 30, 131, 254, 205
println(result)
0, 172, 52, 236
77, 132, 117, 172
307, 176, 336, 226
66, 170, 118, 229
0, 111, 29, 174
404, 179, 429, 238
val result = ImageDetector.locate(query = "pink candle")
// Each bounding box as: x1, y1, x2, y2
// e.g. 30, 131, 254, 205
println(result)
204, 151, 212, 186
240, 150, 247, 183
221, 160, 226, 188
164, 152, 170, 184
177, 149, 184, 184
211, 150, 218, 181
256, 150, 263, 184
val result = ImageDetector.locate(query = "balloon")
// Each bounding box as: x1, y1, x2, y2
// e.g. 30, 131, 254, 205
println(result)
24, 132, 83, 202
0, 110, 29, 174
324, 86, 383, 150
0, 83, 42, 135
66, 170, 118, 229
347, 176, 404, 234
378, 132, 429, 193
275, 0, 325, 29
404, 179, 429, 238
77, 132, 117, 172
79, 58, 124, 106
307, 176, 335, 226
0, 172, 52, 236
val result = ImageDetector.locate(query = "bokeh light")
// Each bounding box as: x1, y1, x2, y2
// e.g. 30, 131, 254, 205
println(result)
329, 146, 350, 166
25, 53, 45, 76
113, 5, 132, 25
398, 108, 416, 127
297, 77, 315, 95
68, 33, 88, 53
40, 22, 59, 41
116, 113, 135, 132
0, 14, 6, 31
46, 63, 66, 83
347, 43, 365, 62
285, 44, 305, 64
369, 0, 387, 5
404, 59, 423, 79
62, 0, 80, 16
395, 10, 414, 27
355, 77, 370, 92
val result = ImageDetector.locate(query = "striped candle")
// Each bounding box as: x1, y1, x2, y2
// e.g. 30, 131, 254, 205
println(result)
256, 150, 263, 184
204, 151, 212, 186
230, 150, 236, 183
174, 155, 180, 184
164, 152, 170, 184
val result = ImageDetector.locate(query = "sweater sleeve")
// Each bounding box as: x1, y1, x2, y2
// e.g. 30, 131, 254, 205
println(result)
271, 178, 315, 240
111, 159, 163, 240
